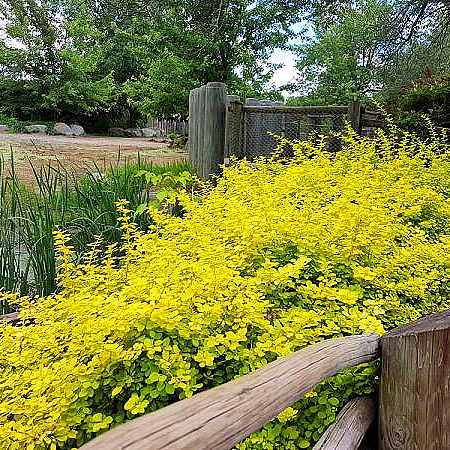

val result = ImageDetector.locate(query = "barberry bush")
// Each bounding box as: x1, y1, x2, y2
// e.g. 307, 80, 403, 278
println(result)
1, 125, 450, 449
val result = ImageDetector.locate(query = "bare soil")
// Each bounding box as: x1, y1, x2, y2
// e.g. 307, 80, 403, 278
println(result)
0, 133, 187, 186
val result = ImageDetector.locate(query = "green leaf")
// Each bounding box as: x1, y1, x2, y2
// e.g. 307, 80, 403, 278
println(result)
156, 189, 169, 202
134, 203, 147, 217
147, 372, 160, 383
111, 386, 123, 397
329, 397, 339, 407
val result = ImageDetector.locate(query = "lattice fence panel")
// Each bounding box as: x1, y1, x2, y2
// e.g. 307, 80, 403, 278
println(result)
228, 105, 348, 159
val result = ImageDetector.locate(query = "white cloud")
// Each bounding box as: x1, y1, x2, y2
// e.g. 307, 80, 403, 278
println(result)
269, 50, 297, 87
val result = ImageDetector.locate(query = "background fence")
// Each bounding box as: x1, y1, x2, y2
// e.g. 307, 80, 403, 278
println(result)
188, 83, 384, 179
147, 118, 188, 136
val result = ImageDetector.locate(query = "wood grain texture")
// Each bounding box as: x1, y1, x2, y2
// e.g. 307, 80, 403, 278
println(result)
188, 88, 197, 167
80, 333, 380, 450
202, 82, 227, 179
313, 397, 375, 450
379, 310, 450, 450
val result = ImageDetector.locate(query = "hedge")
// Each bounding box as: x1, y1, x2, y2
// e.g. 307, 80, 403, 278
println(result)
1, 124, 450, 449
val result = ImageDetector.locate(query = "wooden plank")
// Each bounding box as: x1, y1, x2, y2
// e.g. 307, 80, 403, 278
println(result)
80, 333, 380, 450
198, 85, 207, 178
202, 82, 227, 178
0, 311, 19, 324
225, 95, 241, 159
188, 89, 197, 167
313, 397, 375, 450
347, 101, 362, 134
242, 106, 349, 114
379, 310, 450, 449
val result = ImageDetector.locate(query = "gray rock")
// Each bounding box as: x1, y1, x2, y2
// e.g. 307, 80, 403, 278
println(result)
124, 128, 143, 137
108, 127, 126, 137
53, 122, 73, 136
142, 127, 162, 138
25, 124, 47, 134
0, 125, 9, 133
70, 124, 85, 136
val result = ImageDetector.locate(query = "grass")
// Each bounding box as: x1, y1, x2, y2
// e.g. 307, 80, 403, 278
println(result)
0, 155, 194, 314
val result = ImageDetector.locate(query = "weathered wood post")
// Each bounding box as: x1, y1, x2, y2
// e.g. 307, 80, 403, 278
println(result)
225, 95, 242, 159
348, 100, 363, 134
200, 82, 227, 179
188, 88, 198, 167
379, 310, 450, 449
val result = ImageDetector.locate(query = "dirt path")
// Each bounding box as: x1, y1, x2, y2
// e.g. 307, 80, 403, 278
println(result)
0, 133, 187, 186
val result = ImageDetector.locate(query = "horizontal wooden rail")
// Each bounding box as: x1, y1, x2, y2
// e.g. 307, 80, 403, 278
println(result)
81, 333, 380, 450
0, 311, 19, 324
242, 105, 349, 114
313, 396, 375, 450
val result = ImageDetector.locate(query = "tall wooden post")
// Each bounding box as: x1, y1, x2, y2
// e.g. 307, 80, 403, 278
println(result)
188, 88, 198, 167
202, 82, 227, 179
226, 95, 243, 159
348, 100, 362, 134
379, 310, 450, 449
198, 85, 207, 178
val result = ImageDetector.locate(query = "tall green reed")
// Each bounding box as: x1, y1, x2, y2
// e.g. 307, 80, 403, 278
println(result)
0, 154, 193, 313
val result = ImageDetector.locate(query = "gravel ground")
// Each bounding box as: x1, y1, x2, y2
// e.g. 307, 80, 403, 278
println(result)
0, 133, 187, 186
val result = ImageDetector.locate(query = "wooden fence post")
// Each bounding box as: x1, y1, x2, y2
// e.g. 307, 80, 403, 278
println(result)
201, 82, 227, 179
198, 85, 207, 177
348, 100, 362, 134
226, 95, 243, 159
379, 310, 450, 449
188, 88, 198, 167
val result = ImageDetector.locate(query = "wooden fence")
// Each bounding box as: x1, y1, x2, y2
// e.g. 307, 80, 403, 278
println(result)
2, 309, 450, 449
147, 119, 188, 136
188, 83, 384, 179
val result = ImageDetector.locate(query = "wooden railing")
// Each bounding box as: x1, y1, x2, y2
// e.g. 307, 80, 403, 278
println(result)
79, 334, 379, 450
2, 310, 450, 449
0, 311, 19, 324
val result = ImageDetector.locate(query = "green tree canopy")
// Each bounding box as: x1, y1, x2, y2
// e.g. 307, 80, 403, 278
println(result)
0, 0, 309, 125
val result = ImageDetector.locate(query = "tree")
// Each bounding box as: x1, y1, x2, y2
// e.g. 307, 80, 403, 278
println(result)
0, 0, 311, 123
0, 0, 116, 122
122, 0, 309, 116
291, 0, 394, 104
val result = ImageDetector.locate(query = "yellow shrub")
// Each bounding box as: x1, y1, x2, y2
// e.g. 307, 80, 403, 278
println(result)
1, 127, 450, 449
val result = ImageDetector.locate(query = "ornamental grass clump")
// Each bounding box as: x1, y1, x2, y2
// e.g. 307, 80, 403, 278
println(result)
1, 126, 450, 449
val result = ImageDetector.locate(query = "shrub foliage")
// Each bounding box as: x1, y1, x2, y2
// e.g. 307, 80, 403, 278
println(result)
1, 127, 450, 449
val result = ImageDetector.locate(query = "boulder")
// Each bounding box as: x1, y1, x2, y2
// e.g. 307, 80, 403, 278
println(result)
108, 127, 126, 137
141, 127, 163, 138
53, 122, 73, 136
124, 128, 143, 137
70, 124, 85, 136
0, 125, 9, 133
25, 124, 47, 134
